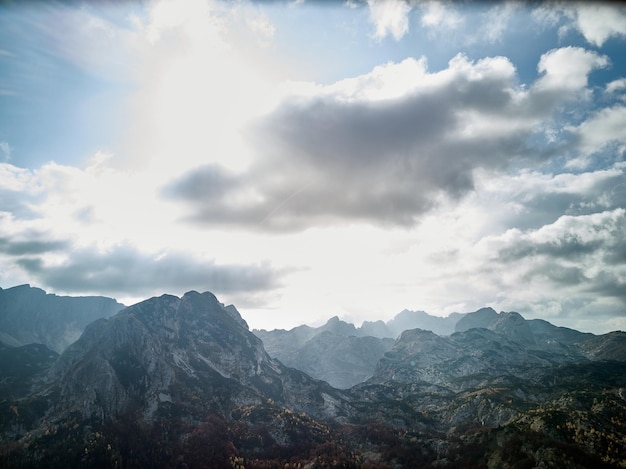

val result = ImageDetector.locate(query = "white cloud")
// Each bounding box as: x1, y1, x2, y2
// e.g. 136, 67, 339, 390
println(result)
367, 0, 412, 40
420, 1, 462, 32
570, 105, 626, 160
530, 3, 563, 28
573, 3, 626, 47
324, 57, 430, 101
534, 46, 608, 92
479, 2, 519, 43
531, 3, 626, 48
606, 78, 626, 95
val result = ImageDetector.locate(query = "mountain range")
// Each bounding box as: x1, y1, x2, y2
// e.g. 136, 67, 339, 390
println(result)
1, 286, 626, 467
254, 309, 464, 388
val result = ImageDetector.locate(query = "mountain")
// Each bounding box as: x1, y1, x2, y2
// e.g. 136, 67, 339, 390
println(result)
384, 309, 465, 337
350, 310, 626, 467
0, 284, 124, 353
2, 292, 626, 468
254, 309, 465, 388
44, 291, 349, 421
255, 316, 395, 388
1, 291, 352, 467
454, 306, 499, 332
281, 331, 395, 389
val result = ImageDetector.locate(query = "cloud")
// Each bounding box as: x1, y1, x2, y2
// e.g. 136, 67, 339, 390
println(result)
535, 47, 608, 92
14, 243, 283, 299
0, 236, 68, 256
479, 2, 518, 43
532, 3, 626, 48
478, 165, 626, 231
367, 0, 412, 40
571, 3, 626, 47
568, 105, 626, 161
0, 163, 44, 219
166, 48, 609, 232
420, 1, 462, 32
493, 208, 626, 300
606, 78, 626, 95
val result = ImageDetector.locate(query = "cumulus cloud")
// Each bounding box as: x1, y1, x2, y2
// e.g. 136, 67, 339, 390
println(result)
165, 48, 609, 232
534, 47, 608, 92
367, 0, 412, 40
477, 165, 626, 231
500, 209, 626, 305
571, 3, 626, 47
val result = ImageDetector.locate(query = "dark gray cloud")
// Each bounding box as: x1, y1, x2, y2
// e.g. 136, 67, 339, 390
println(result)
586, 271, 626, 301
15, 244, 283, 298
165, 50, 609, 232
500, 236, 605, 262
166, 63, 538, 230
0, 236, 69, 255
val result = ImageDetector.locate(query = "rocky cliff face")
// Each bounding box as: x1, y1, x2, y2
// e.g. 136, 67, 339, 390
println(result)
42, 291, 349, 423
0, 285, 124, 353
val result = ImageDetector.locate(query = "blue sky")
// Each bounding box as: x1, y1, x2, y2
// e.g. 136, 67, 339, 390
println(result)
1, 0, 626, 333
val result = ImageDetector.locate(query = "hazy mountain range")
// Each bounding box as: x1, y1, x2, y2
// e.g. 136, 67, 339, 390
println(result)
254, 309, 463, 389
0, 285, 124, 353
1, 286, 626, 467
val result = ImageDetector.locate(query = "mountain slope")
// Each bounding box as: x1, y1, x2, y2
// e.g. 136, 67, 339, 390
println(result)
2, 294, 626, 468
43, 291, 349, 422
0, 341, 58, 400
1, 291, 353, 467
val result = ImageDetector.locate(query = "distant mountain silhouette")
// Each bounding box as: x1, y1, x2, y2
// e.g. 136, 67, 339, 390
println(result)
0, 284, 124, 353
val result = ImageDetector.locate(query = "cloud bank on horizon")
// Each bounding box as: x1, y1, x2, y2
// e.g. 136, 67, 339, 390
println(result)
1, 0, 626, 333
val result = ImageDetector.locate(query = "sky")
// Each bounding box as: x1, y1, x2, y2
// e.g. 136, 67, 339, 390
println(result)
1, 0, 626, 334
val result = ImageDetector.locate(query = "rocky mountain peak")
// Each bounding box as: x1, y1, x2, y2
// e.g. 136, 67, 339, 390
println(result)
319, 316, 358, 336
490, 311, 536, 344
454, 306, 498, 332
